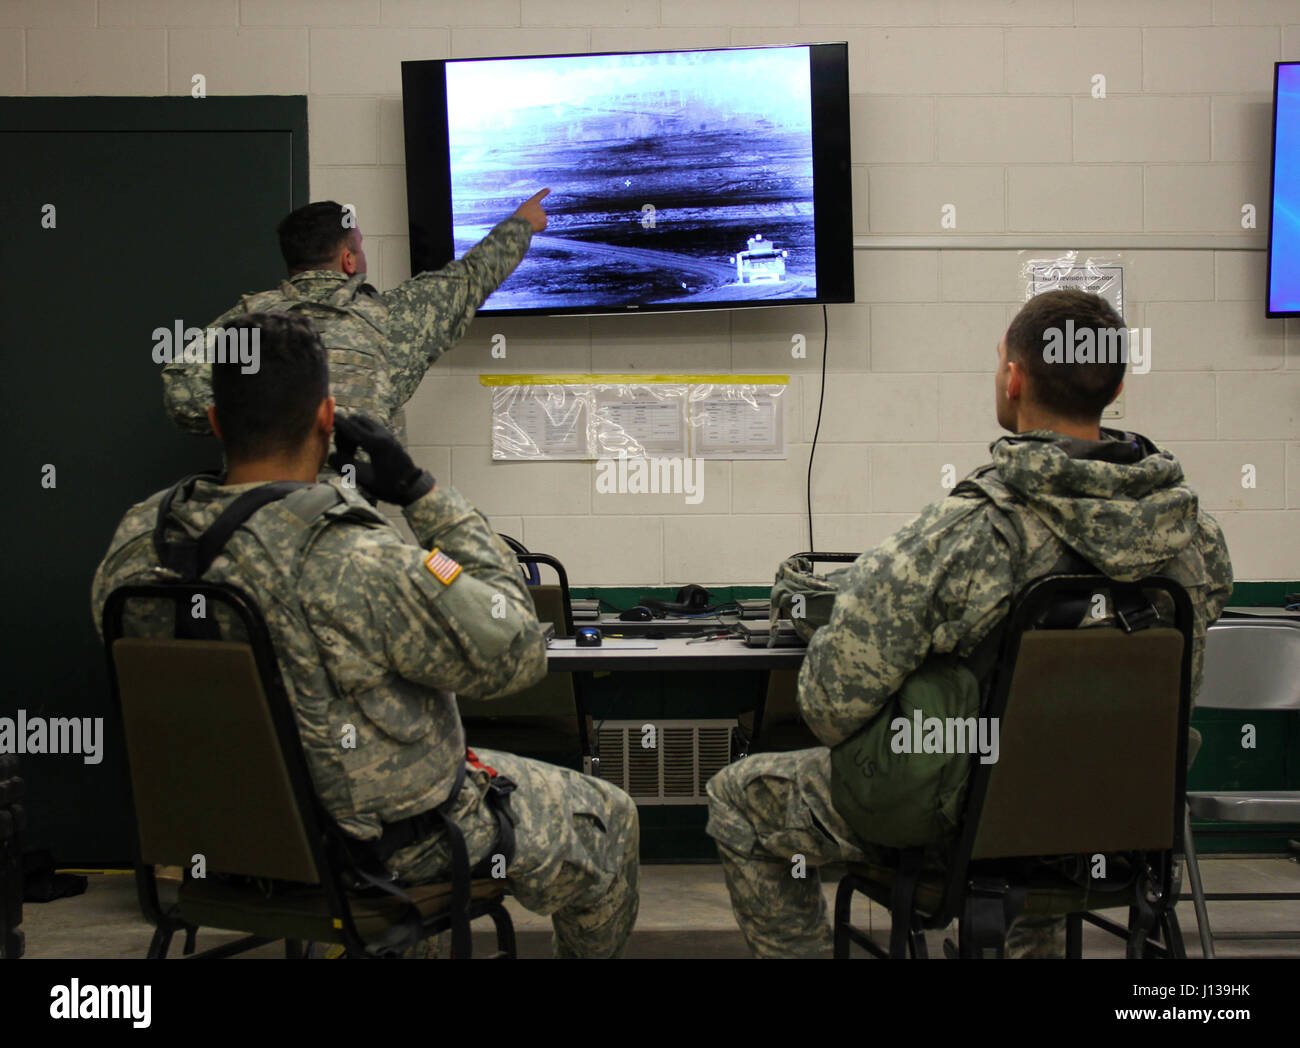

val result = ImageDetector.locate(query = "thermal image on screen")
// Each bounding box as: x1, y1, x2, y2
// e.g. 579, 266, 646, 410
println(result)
445, 46, 817, 311
1270, 64, 1300, 314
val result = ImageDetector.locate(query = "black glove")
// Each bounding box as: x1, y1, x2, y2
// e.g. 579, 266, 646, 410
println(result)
329, 414, 435, 507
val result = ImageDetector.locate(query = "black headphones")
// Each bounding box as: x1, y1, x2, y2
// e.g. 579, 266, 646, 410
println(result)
637, 584, 719, 617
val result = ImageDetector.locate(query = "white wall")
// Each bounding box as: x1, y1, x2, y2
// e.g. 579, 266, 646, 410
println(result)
9, 0, 1299, 583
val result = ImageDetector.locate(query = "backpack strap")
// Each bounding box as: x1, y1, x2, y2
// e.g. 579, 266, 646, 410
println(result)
153, 474, 317, 582
152, 475, 346, 639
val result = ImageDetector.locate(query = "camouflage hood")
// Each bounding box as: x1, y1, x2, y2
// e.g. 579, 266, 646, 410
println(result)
988, 428, 1200, 580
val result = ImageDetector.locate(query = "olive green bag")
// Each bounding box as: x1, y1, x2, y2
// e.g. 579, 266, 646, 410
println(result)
829, 656, 984, 849
770, 555, 853, 642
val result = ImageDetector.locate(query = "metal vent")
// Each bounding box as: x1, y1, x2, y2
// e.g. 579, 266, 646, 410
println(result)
595, 719, 737, 804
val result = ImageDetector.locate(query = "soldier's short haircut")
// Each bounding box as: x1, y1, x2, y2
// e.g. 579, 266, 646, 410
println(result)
277, 201, 352, 273
211, 313, 329, 462
1004, 289, 1127, 423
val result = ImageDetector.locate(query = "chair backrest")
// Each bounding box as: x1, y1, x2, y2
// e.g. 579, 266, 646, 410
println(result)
953, 575, 1193, 876
531, 586, 570, 640
1197, 618, 1300, 711
103, 583, 325, 886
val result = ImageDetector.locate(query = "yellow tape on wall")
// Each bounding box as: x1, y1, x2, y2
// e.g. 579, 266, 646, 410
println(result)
478, 373, 789, 386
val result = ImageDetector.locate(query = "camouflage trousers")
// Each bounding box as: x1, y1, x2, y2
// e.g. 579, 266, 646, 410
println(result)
386, 749, 640, 958
706, 747, 1062, 958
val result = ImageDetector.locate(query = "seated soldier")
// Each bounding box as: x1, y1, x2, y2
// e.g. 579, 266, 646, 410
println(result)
706, 289, 1233, 958
94, 312, 638, 958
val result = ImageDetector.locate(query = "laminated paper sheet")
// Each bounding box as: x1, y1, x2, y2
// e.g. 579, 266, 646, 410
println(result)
593, 385, 688, 457
1026, 252, 1125, 316
491, 384, 590, 459
484, 375, 786, 461
688, 385, 785, 459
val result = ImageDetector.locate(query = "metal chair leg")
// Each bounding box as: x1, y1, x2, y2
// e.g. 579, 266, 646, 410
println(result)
1066, 913, 1083, 958
832, 877, 855, 960
146, 925, 173, 959
1126, 898, 1157, 959
1182, 806, 1215, 958
488, 903, 516, 958
1160, 907, 1186, 959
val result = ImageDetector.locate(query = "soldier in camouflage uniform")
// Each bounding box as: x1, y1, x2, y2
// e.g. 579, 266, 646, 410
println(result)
707, 290, 1233, 958
96, 314, 638, 958
162, 191, 549, 440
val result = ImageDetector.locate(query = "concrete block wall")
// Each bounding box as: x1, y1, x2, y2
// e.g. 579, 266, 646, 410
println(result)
8, 0, 1298, 583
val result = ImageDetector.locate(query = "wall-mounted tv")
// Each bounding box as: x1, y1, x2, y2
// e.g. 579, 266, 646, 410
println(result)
1268, 61, 1300, 317
401, 43, 854, 317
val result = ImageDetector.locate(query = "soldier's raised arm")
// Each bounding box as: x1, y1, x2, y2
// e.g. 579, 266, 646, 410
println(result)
382, 190, 549, 406
321, 414, 546, 699
797, 496, 1014, 747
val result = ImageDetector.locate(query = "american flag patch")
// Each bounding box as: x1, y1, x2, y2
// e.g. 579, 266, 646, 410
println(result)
424, 548, 462, 585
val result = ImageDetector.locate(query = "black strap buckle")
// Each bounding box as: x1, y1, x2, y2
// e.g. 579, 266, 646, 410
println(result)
1114, 590, 1159, 633
471, 774, 518, 875
373, 809, 443, 865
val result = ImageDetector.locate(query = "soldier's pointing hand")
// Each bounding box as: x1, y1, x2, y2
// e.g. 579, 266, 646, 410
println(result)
513, 189, 550, 233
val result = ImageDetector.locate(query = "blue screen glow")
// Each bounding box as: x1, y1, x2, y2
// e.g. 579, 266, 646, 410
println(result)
1270, 63, 1300, 314
444, 46, 817, 311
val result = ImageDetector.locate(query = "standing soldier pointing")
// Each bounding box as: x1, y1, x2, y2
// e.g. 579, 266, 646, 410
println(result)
163, 190, 550, 440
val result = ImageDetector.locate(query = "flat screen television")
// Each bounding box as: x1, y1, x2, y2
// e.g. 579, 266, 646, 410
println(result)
1268, 61, 1300, 317
401, 43, 854, 317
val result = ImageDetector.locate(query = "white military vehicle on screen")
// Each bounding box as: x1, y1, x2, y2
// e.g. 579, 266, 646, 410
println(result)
729, 234, 788, 284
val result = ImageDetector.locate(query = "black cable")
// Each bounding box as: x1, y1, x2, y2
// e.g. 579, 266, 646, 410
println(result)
807, 303, 829, 550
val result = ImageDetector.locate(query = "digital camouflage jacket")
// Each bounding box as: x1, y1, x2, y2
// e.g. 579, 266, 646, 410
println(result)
162, 216, 532, 436
791, 429, 1234, 747
92, 477, 547, 841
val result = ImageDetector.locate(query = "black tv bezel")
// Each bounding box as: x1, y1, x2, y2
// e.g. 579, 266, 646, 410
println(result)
1267, 60, 1299, 319
400, 42, 855, 318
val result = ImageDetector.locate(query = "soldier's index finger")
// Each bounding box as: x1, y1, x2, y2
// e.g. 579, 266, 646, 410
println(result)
528, 188, 551, 203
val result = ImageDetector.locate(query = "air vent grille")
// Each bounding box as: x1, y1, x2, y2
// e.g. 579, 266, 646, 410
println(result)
594, 720, 737, 804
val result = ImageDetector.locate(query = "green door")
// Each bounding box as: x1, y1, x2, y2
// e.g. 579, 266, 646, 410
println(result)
0, 98, 307, 864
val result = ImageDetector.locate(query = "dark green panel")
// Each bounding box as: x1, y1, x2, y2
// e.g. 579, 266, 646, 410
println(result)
1187, 710, 1292, 791
0, 98, 307, 865
1227, 581, 1300, 606
640, 807, 714, 863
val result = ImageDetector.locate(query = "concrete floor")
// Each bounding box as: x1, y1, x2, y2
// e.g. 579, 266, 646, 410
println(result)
18, 855, 1300, 959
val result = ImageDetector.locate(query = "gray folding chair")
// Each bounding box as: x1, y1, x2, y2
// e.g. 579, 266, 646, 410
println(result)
1183, 615, 1300, 957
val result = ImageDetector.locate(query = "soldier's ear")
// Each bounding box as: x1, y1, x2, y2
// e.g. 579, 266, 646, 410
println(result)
1005, 360, 1025, 401
318, 396, 335, 435
338, 235, 359, 276
207, 404, 224, 441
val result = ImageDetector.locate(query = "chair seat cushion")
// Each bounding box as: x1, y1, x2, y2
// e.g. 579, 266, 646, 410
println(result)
178, 876, 505, 943
1187, 790, 1300, 822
